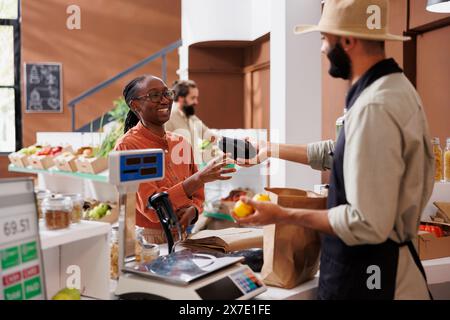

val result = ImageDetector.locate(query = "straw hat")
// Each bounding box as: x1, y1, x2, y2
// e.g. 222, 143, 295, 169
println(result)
295, 0, 410, 41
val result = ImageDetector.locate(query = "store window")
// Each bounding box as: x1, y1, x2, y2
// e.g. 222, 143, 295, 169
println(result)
0, 0, 21, 153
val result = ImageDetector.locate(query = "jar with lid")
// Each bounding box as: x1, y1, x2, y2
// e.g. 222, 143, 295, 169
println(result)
432, 137, 443, 182
60, 193, 83, 223
135, 226, 144, 263
35, 189, 52, 220
110, 226, 119, 280
42, 196, 72, 230
141, 243, 160, 264
335, 108, 348, 140
444, 138, 450, 182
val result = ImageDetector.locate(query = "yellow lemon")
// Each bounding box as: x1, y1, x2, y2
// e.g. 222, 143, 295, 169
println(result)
252, 193, 271, 202
233, 200, 255, 218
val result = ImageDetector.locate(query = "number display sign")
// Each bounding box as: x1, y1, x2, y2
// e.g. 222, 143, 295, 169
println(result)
0, 179, 46, 300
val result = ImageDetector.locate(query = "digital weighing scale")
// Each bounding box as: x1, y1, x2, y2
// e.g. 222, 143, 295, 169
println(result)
109, 149, 266, 300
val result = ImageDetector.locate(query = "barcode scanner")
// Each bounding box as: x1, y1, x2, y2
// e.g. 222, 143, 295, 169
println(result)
218, 136, 257, 160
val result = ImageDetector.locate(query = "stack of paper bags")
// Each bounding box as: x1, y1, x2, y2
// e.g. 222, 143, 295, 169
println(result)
182, 227, 263, 252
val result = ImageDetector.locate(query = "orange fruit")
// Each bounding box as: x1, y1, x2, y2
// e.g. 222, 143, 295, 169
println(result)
233, 200, 255, 218
252, 193, 271, 202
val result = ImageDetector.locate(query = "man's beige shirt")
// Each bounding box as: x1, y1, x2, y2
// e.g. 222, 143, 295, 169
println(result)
165, 104, 217, 164
307, 73, 435, 299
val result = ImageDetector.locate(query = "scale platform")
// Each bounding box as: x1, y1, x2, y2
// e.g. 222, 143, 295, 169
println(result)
124, 249, 244, 285
116, 249, 267, 300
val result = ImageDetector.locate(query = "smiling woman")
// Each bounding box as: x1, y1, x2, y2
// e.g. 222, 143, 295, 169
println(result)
114, 75, 235, 244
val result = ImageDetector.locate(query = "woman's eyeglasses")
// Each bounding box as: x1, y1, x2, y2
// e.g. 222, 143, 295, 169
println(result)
133, 89, 175, 103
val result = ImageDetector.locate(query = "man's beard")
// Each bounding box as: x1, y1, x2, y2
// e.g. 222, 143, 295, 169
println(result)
182, 105, 196, 117
327, 42, 352, 80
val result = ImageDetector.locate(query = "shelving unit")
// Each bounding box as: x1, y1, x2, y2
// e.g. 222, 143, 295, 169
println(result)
8, 164, 109, 183
39, 220, 111, 299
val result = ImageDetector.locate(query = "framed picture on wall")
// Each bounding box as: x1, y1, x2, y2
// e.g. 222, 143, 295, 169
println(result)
24, 62, 63, 113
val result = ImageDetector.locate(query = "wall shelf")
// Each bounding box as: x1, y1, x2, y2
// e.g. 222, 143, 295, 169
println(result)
8, 164, 109, 183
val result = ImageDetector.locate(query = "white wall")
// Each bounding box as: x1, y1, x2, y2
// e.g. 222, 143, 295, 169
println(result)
180, 0, 323, 189
270, 0, 322, 189
179, 0, 271, 79
251, 0, 271, 39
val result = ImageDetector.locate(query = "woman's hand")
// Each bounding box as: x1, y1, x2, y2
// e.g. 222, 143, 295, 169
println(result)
198, 155, 236, 183
232, 196, 289, 226
235, 138, 272, 167
176, 206, 197, 230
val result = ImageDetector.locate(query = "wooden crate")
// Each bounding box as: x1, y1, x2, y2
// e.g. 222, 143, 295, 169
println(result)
54, 153, 78, 172
8, 152, 29, 168
75, 156, 108, 174
28, 155, 55, 170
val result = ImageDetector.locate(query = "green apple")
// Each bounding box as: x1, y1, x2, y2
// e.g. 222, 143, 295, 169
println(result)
51, 288, 81, 300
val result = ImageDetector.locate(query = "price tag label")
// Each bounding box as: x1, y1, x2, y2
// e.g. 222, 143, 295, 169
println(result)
0, 213, 36, 244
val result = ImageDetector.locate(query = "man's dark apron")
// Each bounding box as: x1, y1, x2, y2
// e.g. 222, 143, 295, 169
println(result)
318, 59, 431, 300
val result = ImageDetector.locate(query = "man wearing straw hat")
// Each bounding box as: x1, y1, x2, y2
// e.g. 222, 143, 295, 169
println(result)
234, 0, 434, 300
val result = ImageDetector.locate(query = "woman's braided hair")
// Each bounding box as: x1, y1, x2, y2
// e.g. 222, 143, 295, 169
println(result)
123, 75, 146, 134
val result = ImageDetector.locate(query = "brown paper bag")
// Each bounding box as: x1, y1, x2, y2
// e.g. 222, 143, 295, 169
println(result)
261, 188, 326, 289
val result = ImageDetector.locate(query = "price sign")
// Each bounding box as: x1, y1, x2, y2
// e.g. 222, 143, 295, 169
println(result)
0, 178, 46, 300
0, 213, 36, 244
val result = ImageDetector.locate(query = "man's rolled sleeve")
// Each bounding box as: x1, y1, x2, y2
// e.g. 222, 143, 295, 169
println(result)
328, 205, 365, 246
307, 140, 335, 171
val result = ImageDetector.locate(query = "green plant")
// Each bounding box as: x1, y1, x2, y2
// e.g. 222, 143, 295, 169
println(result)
108, 97, 129, 124
95, 97, 129, 158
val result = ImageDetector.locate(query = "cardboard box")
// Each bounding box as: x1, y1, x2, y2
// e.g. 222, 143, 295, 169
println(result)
75, 156, 107, 174
54, 153, 78, 172
264, 187, 327, 209
418, 202, 450, 260
417, 222, 450, 260
28, 154, 55, 170
8, 152, 29, 168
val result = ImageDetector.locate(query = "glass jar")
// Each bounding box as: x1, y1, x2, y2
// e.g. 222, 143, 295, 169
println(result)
141, 243, 160, 264
35, 189, 52, 220
444, 138, 450, 182
60, 193, 83, 223
432, 137, 443, 182
110, 226, 119, 280
135, 226, 144, 263
42, 196, 72, 230
335, 108, 347, 140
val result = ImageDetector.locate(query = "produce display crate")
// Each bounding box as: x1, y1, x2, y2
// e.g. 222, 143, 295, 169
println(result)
8, 152, 29, 168
75, 156, 108, 174
54, 153, 79, 172
28, 154, 55, 170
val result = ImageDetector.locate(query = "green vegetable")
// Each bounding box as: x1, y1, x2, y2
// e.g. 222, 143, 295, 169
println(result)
52, 288, 81, 300
200, 139, 212, 150
87, 203, 112, 220
95, 97, 129, 158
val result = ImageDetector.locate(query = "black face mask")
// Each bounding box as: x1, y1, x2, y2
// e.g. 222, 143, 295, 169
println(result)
327, 42, 352, 80
182, 104, 196, 117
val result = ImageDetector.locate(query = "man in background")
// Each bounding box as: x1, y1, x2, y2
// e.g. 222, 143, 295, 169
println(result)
165, 79, 218, 164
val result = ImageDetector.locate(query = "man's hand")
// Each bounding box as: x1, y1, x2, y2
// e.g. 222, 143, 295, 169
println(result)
176, 206, 197, 230
235, 138, 272, 167
232, 196, 289, 226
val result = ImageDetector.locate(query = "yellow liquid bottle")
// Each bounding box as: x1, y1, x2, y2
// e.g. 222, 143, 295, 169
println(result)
432, 137, 443, 182
444, 138, 450, 183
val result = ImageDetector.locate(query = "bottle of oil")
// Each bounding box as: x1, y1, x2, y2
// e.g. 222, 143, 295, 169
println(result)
444, 138, 450, 182
432, 137, 443, 182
